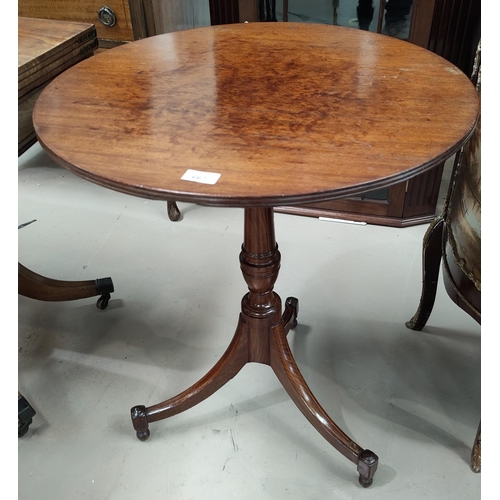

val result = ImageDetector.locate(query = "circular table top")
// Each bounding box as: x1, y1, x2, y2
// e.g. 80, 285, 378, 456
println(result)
33, 23, 479, 207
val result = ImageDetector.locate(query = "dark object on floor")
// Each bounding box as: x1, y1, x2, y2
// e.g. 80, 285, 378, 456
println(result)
18, 392, 36, 438
167, 201, 181, 221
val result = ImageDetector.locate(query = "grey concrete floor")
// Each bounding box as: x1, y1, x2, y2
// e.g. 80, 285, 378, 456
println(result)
17, 142, 481, 499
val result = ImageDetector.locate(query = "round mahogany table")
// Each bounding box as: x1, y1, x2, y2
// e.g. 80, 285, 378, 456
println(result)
33, 23, 479, 487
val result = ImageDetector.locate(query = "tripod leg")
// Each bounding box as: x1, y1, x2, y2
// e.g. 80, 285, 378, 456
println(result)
270, 322, 378, 487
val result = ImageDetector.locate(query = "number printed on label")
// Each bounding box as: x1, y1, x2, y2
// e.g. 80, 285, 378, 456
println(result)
181, 169, 221, 185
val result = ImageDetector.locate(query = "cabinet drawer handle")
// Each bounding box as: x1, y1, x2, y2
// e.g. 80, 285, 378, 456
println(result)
98, 6, 117, 27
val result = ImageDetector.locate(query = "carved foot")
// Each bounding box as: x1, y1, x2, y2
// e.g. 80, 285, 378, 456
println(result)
282, 297, 299, 334
167, 201, 181, 222
357, 449, 378, 487
131, 405, 150, 441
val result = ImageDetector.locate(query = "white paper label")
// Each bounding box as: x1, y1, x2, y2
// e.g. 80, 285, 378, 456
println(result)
181, 169, 221, 185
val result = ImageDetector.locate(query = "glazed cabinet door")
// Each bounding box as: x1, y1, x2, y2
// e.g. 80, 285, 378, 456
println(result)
148, 0, 210, 34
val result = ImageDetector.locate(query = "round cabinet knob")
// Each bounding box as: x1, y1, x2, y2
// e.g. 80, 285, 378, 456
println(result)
98, 6, 117, 27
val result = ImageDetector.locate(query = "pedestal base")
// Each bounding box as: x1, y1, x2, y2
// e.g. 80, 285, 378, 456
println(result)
131, 207, 378, 486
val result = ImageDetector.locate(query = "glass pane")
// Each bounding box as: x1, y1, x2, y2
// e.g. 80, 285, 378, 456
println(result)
275, 1, 382, 29
363, 188, 389, 201
352, 0, 382, 32
272, 1, 414, 40
381, 0, 414, 40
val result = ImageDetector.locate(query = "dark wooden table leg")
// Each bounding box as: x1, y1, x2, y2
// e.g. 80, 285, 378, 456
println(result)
131, 207, 378, 486
270, 321, 378, 486
406, 216, 444, 331
18, 262, 114, 309
131, 320, 249, 440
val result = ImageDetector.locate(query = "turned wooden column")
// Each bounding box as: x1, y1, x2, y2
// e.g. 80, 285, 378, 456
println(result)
240, 207, 282, 364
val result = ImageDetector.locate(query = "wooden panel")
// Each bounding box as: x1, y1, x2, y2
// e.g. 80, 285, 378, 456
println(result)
209, 0, 260, 25
238, 0, 257, 22
426, 0, 480, 75
128, 0, 152, 39
209, 0, 240, 25
18, 0, 135, 42
408, 0, 436, 48
403, 162, 444, 218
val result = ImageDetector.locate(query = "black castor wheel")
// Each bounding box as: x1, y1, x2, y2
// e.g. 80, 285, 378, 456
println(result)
358, 475, 373, 488
285, 297, 299, 328
136, 429, 150, 441
18, 393, 36, 438
95, 277, 114, 309
96, 293, 111, 310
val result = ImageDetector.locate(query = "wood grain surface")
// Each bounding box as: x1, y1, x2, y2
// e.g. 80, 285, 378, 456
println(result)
33, 23, 479, 207
18, 17, 96, 76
